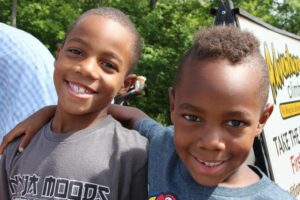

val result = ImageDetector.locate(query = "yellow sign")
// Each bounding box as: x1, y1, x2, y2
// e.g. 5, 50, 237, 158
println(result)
280, 100, 300, 119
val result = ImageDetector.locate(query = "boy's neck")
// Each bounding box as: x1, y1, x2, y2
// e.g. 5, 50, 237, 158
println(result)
219, 164, 260, 188
51, 107, 109, 133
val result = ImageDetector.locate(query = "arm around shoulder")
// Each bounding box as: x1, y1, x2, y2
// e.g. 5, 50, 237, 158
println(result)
108, 104, 150, 129
0, 105, 56, 154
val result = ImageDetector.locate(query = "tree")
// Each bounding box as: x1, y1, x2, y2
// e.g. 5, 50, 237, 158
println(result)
273, 0, 300, 35
0, 0, 299, 124
131, 1, 213, 124
105, 0, 213, 124
16, 0, 82, 52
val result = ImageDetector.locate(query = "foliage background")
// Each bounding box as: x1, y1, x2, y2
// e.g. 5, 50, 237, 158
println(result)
1, 0, 299, 124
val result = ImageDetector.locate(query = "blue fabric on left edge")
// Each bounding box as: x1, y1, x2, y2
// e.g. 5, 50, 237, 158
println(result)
0, 23, 57, 142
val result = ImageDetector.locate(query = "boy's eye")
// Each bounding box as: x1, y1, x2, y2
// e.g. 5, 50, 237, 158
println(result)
227, 120, 244, 127
183, 114, 200, 122
100, 61, 116, 70
68, 48, 83, 56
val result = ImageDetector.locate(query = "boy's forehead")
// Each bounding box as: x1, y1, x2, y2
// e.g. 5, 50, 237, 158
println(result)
175, 57, 261, 112
67, 15, 130, 41
178, 58, 259, 93
180, 57, 256, 80
175, 57, 265, 107
70, 15, 110, 35
66, 14, 133, 49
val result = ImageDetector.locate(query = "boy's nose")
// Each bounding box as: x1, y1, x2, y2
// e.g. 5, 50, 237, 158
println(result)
197, 129, 226, 151
77, 58, 100, 79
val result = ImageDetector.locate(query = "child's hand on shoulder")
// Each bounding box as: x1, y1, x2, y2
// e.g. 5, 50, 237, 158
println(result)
0, 106, 56, 154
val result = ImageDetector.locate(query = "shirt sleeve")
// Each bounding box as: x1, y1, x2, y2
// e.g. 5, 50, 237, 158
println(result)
0, 153, 11, 199
0, 23, 57, 141
0, 136, 23, 199
133, 118, 166, 141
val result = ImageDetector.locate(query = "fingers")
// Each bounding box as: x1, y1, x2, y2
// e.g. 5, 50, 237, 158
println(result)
0, 106, 56, 155
18, 130, 35, 152
0, 135, 10, 155
0, 126, 26, 155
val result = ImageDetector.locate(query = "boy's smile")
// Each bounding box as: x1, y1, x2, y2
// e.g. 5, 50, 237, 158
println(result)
66, 80, 96, 96
53, 15, 135, 133
170, 58, 273, 186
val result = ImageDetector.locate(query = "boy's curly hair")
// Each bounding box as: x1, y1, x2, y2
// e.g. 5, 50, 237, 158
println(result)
174, 25, 269, 106
193, 25, 259, 63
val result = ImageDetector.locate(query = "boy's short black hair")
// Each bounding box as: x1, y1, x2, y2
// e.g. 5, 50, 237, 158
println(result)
63, 7, 142, 72
174, 25, 269, 106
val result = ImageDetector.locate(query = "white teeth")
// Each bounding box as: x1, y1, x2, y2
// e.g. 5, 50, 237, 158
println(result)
78, 87, 84, 93
69, 82, 92, 94
203, 161, 223, 167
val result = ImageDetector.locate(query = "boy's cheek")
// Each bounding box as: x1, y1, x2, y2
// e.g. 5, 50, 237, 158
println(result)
174, 128, 193, 149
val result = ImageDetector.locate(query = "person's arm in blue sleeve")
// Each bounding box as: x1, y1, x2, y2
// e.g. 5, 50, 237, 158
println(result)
108, 104, 163, 140
108, 104, 149, 129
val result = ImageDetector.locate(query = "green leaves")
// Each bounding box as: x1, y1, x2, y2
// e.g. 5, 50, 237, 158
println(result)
128, 1, 212, 124
1, 0, 299, 124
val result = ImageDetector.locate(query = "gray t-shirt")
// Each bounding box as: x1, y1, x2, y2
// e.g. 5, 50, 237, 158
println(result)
0, 115, 148, 200
134, 118, 296, 200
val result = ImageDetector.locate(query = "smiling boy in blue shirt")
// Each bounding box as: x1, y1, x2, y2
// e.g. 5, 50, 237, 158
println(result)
108, 26, 295, 199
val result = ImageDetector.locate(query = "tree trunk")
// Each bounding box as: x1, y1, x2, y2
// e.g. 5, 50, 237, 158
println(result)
149, 0, 157, 10
12, 0, 17, 27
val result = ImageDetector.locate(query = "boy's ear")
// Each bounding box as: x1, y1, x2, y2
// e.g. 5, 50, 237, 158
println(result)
118, 74, 137, 95
256, 103, 274, 136
56, 46, 62, 58
168, 87, 175, 123
54, 47, 62, 66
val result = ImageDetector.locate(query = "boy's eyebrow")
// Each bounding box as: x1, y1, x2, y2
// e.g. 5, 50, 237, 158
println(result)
179, 103, 202, 112
179, 103, 252, 117
225, 110, 252, 118
68, 37, 88, 45
68, 37, 122, 63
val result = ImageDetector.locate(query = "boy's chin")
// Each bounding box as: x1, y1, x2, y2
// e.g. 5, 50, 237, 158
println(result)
194, 177, 220, 187
189, 170, 227, 187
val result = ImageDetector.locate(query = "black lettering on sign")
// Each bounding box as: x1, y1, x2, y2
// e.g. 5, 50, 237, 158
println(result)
273, 131, 290, 156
